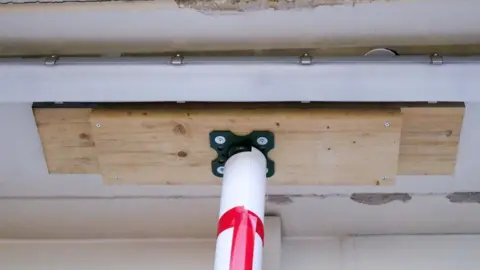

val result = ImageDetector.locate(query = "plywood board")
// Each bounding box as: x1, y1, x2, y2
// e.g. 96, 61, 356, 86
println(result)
398, 107, 465, 175
89, 106, 402, 185
33, 108, 99, 174
33, 104, 465, 184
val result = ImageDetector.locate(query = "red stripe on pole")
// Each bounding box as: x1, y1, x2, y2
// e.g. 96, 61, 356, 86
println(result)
217, 206, 265, 270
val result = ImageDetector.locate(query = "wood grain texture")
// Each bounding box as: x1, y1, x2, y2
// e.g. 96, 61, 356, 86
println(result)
33, 104, 465, 183
398, 107, 465, 175
89, 107, 402, 185
34, 108, 99, 174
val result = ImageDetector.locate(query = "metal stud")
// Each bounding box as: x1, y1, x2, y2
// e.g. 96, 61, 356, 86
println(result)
430, 53, 443, 65
299, 53, 313, 65
257, 137, 268, 146
215, 136, 226, 145
44, 55, 58, 66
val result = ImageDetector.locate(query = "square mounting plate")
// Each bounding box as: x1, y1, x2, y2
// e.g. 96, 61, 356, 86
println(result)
209, 131, 275, 178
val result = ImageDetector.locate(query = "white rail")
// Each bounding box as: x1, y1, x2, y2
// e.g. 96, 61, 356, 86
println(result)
1, 55, 479, 102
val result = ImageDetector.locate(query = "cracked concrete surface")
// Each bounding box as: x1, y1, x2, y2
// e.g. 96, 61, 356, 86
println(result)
350, 193, 412, 205
266, 195, 294, 205
175, 0, 393, 12
0, 0, 392, 11
446, 192, 480, 204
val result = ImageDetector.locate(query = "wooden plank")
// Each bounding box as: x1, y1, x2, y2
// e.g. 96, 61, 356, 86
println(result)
90, 106, 402, 185
398, 107, 465, 175
34, 108, 99, 174
33, 104, 465, 180
34, 108, 93, 124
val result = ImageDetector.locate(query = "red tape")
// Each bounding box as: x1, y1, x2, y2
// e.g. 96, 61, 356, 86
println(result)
217, 206, 265, 270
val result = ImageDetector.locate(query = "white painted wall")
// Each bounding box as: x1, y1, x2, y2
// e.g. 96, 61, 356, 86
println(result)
1, 236, 479, 270
351, 236, 480, 270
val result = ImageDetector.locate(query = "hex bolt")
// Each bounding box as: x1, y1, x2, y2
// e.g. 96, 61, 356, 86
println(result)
384, 121, 390, 128
214, 136, 226, 145
257, 137, 268, 146
217, 166, 225, 175
95, 123, 101, 128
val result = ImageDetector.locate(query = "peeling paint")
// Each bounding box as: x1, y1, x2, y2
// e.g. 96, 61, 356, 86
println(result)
175, 0, 391, 12
0, 0, 154, 4
266, 195, 293, 205
0, 0, 388, 6
350, 193, 412, 205
0, 193, 460, 202
446, 192, 480, 204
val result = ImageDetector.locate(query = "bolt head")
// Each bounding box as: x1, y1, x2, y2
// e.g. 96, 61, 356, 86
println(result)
217, 166, 225, 175
214, 136, 226, 145
95, 123, 101, 128
384, 121, 390, 128
381, 176, 388, 181
257, 137, 268, 146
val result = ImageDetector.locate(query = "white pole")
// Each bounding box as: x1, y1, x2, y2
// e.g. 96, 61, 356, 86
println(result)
214, 147, 267, 270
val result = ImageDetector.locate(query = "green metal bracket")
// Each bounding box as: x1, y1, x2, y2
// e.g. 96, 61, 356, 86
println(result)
209, 131, 275, 178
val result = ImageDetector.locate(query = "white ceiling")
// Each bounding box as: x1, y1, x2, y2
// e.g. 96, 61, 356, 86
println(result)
2, 0, 480, 238
1, 0, 480, 55
0, 103, 480, 238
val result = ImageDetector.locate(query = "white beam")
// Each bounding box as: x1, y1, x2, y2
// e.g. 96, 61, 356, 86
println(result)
1, 0, 480, 56
263, 217, 282, 270
0, 217, 281, 270
2, 61, 480, 102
